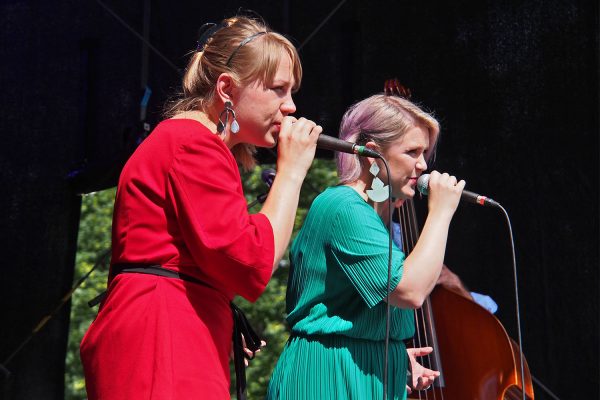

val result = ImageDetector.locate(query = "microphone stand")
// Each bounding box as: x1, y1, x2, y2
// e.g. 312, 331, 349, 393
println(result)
247, 167, 276, 210
246, 193, 268, 210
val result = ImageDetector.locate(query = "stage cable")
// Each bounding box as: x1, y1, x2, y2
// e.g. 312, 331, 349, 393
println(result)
0, 248, 111, 371
297, 0, 348, 51
92, 0, 182, 76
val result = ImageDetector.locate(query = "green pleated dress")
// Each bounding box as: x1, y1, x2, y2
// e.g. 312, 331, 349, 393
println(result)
267, 185, 415, 400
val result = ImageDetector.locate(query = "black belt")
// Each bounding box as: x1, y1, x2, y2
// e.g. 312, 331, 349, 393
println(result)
89, 263, 261, 400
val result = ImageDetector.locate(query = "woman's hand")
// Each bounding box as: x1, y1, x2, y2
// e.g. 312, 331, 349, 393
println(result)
437, 264, 474, 300
276, 116, 321, 181
243, 339, 267, 367
230, 337, 267, 367
406, 347, 440, 393
425, 171, 465, 219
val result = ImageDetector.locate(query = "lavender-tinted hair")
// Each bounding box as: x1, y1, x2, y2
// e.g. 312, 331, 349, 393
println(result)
336, 94, 440, 184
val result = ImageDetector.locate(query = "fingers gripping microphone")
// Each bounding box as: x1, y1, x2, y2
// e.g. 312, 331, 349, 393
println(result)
416, 174, 500, 207
317, 134, 382, 158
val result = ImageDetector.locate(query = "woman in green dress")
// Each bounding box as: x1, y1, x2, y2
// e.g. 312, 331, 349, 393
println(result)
266, 93, 465, 399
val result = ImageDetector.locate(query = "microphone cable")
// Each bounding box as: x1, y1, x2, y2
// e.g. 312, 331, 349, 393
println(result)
379, 157, 393, 400
497, 203, 527, 400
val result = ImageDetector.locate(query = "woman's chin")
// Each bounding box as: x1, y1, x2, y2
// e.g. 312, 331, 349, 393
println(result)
396, 187, 415, 200
263, 138, 277, 148
261, 131, 278, 148
251, 136, 277, 149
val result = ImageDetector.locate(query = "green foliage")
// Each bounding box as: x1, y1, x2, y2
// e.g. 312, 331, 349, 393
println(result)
65, 159, 337, 400
65, 189, 115, 400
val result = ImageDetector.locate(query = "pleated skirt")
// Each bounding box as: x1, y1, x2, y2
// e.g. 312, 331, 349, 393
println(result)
266, 334, 408, 400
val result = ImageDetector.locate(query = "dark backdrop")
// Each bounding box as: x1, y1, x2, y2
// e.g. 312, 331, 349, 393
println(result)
1, 1, 597, 399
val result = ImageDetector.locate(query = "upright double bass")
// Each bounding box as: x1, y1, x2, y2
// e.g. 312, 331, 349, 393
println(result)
384, 79, 535, 400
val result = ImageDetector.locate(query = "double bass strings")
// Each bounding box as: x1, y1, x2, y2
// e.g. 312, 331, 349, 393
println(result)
399, 199, 443, 400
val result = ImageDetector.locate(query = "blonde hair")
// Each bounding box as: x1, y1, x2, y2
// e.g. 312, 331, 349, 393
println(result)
165, 16, 302, 169
336, 94, 440, 184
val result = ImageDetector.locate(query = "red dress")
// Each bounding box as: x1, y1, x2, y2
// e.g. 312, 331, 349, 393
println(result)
80, 119, 274, 399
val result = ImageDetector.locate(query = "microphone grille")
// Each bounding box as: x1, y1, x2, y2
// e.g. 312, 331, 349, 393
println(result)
261, 168, 276, 187
416, 174, 430, 195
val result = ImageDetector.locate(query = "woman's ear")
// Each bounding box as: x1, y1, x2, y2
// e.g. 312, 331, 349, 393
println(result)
215, 73, 234, 104
364, 141, 383, 165
358, 150, 375, 168
364, 140, 380, 153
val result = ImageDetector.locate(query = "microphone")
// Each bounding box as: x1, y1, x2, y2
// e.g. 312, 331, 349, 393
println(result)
246, 168, 276, 208
261, 168, 276, 188
416, 174, 500, 207
317, 134, 382, 158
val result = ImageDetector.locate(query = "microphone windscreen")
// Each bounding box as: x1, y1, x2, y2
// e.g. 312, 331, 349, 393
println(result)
261, 168, 276, 187
416, 174, 430, 195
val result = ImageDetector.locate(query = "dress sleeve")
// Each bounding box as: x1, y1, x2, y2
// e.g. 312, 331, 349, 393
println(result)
328, 200, 405, 308
166, 132, 274, 302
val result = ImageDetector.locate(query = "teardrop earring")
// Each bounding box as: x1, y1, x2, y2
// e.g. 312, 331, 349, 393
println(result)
217, 101, 240, 134
366, 162, 389, 202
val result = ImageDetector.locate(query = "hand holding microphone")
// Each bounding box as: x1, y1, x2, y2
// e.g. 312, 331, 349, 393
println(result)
417, 172, 499, 208
277, 116, 321, 181
416, 172, 465, 217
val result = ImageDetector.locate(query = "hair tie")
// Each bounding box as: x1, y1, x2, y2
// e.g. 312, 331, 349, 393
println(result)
196, 22, 227, 52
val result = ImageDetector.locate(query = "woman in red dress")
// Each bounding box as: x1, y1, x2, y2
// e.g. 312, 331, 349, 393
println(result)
80, 15, 321, 400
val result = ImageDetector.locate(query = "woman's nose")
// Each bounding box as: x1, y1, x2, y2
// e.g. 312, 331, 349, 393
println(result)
281, 96, 296, 115
416, 155, 427, 172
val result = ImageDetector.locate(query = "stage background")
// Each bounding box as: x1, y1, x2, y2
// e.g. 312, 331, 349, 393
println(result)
0, 0, 597, 399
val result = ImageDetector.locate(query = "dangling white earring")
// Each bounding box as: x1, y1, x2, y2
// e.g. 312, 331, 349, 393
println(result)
366, 162, 389, 202
217, 101, 240, 134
